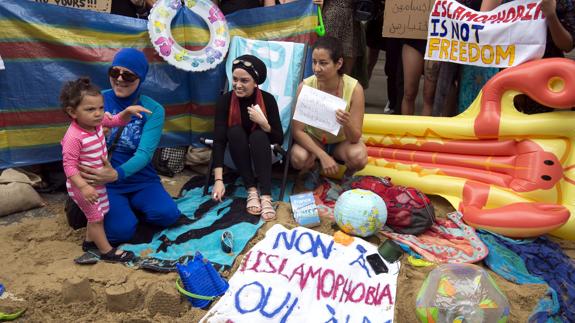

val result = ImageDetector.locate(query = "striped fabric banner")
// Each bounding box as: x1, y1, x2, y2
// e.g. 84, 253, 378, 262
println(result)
0, 0, 317, 168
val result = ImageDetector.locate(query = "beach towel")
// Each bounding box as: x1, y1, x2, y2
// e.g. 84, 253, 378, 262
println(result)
121, 174, 293, 272
478, 230, 574, 322
380, 212, 488, 264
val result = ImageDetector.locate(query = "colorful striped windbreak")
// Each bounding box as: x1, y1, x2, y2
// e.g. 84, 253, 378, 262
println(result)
0, 0, 317, 168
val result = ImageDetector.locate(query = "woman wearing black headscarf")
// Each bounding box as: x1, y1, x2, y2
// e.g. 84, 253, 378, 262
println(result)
212, 55, 283, 221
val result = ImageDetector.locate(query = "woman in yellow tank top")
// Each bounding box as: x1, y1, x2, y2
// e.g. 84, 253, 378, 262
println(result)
291, 36, 367, 178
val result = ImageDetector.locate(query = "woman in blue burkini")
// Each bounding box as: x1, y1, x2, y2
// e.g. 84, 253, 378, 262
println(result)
79, 48, 180, 245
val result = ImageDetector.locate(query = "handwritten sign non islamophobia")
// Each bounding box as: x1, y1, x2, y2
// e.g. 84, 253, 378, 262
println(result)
425, 0, 546, 68
32, 0, 111, 13
293, 85, 344, 136
201, 224, 400, 322
383, 0, 435, 39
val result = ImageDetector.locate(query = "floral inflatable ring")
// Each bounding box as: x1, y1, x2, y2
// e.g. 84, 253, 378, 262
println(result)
148, 0, 230, 72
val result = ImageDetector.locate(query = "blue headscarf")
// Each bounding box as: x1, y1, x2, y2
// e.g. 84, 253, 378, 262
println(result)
107, 48, 149, 109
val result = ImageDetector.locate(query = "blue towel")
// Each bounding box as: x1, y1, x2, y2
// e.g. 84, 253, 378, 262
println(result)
478, 230, 572, 322
121, 175, 293, 271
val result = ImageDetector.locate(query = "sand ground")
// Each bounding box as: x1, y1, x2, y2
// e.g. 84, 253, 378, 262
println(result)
1, 169, 573, 322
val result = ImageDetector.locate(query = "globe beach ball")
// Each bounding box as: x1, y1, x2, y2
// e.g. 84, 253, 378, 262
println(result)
334, 189, 387, 237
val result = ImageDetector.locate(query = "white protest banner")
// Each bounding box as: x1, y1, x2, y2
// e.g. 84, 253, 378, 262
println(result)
31, 0, 111, 13
202, 224, 400, 323
425, 0, 546, 68
293, 85, 345, 136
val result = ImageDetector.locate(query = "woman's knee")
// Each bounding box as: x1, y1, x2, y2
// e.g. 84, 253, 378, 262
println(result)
145, 201, 180, 227
104, 216, 137, 244
347, 144, 368, 170
249, 129, 270, 146
290, 146, 313, 170
403, 86, 419, 101
227, 125, 247, 140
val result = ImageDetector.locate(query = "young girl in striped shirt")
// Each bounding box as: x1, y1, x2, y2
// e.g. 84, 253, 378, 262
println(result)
60, 77, 150, 263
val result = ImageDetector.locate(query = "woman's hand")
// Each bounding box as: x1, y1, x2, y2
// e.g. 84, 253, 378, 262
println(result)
79, 156, 118, 186
335, 109, 351, 127
119, 105, 152, 122
312, 0, 323, 5
212, 180, 226, 202
247, 104, 269, 127
319, 153, 339, 176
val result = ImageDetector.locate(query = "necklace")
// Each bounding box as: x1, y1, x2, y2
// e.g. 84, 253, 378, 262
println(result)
319, 76, 342, 97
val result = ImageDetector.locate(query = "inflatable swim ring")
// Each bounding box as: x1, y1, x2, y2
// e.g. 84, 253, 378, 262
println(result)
148, 0, 230, 72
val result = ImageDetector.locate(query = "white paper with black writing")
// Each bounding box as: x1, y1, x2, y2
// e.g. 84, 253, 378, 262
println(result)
293, 85, 344, 136
0, 54, 4, 70
201, 224, 400, 323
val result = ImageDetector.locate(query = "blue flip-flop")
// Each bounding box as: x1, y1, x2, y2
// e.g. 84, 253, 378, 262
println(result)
221, 231, 233, 254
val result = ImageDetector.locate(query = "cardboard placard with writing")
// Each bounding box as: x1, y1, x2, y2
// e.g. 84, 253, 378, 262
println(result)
382, 0, 434, 40
32, 0, 111, 13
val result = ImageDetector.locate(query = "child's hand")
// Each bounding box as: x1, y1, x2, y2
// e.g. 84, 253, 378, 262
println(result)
120, 105, 152, 122
80, 185, 99, 204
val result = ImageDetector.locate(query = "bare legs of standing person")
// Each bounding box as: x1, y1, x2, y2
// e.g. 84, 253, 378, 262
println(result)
401, 44, 436, 116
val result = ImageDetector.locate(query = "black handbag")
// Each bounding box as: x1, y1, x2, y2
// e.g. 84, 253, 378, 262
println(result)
64, 125, 125, 229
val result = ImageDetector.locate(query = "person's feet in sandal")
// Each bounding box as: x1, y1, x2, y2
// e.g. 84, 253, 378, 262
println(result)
260, 195, 276, 221
246, 188, 262, 215
100, 248, 135, 263
82, 240, 98, 252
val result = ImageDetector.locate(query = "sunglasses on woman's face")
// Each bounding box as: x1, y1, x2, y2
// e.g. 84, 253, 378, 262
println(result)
108, 67, 139, 83
232, 59, 259, 79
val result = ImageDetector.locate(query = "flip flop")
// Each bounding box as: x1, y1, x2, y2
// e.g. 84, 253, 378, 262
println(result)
74, 250, 100, 265
221, 231, 233, 254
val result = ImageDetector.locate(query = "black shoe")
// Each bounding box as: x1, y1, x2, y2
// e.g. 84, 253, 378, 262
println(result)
82, 240, 98, 252
100, 248, 135, 263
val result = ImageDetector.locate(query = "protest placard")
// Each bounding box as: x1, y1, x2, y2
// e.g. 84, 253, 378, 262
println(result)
32, 0, 111, 13
202, 224, 400, 322
383, 0, 435, 39
425, 0, 546, 68
293, 85, 344, 136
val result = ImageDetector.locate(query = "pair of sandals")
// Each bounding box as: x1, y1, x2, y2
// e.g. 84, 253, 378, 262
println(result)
75, 241, 135, 264
246, 190, 276, 221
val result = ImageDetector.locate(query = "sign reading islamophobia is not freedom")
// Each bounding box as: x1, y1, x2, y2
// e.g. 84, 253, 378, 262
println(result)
202, 224, 400, 322
425, 0, 547, 68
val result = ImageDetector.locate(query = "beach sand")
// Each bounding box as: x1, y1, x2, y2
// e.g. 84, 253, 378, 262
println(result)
0, 171, 573, 322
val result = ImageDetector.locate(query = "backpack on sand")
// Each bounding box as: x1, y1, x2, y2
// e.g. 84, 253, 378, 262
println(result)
351, 176, 436, 235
